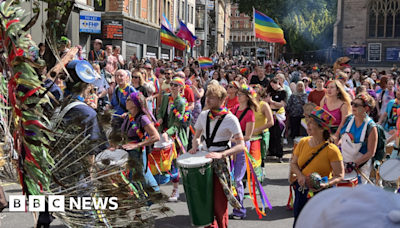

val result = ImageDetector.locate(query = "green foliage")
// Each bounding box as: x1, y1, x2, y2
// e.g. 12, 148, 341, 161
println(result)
232, 0, 337, 54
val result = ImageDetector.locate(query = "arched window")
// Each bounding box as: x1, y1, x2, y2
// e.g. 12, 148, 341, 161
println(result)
369, 0, 400, 38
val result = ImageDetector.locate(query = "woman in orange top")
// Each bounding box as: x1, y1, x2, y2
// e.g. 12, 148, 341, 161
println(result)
290, 106, 344, 226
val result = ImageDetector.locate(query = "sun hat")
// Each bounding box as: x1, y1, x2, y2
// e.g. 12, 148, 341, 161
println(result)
304, 106, 336, 133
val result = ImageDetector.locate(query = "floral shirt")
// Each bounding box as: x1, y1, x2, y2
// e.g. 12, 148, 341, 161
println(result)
287, 93, 308, 117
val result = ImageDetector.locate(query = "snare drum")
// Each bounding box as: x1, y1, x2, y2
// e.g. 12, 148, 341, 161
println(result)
177, 151, 214, 227
95, 149, 133, 194
337, 170, 358, 187
149, 134, 175, 175
379, 159, 400, 182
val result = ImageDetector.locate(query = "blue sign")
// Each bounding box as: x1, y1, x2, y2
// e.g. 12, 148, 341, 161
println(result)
386, 47, 400, 61
79, 11, 101, 34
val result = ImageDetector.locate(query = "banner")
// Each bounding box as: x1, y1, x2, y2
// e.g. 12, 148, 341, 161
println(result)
346, 47, 365, 55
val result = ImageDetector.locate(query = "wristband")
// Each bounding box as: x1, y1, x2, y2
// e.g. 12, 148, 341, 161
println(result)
235, 137, 244, 141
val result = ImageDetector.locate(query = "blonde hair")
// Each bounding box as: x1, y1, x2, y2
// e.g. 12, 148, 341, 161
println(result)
327, 80, 352, 112
206, 84, 227, 101
132, 71, 145, 86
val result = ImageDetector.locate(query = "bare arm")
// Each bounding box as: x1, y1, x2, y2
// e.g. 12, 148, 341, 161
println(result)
377, 112, 388, 125
189, 129, 203, 154
327, 161, 344, 186
290, 154, 307, 187
335, 104, 350, 136
188, 102, 195, 111
122, 123, 160, 150
253, 103, 274, 135
244, 121, 255, 141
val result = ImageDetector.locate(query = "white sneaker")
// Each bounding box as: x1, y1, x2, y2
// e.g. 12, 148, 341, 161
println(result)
283, 138, 288, 145
168, 188, 179, 202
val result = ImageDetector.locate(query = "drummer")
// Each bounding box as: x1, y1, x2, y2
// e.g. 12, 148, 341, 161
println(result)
189, 84, 245, 228
157, 77, 189, 201
337, 93, 378, 183
115, 92, 161, 192
290, 106, 344, 226
252, 85, 274, 181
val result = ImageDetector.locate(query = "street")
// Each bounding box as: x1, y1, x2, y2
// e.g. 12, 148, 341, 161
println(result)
1, 148, 294, 228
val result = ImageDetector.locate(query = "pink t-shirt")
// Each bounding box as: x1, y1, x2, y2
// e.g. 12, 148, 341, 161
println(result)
105, 55, 118, 74
231, 104, 255, 132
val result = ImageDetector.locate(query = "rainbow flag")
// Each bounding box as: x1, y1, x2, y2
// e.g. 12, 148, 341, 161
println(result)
254, 8, 286, 44
198, 57, 213, 68
160, 25, 186, 50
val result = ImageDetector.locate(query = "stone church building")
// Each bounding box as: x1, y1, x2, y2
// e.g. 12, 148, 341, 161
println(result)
334, 0, 400, 65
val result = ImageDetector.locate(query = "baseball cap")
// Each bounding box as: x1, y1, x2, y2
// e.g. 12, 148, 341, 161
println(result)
296, 185, 400, 228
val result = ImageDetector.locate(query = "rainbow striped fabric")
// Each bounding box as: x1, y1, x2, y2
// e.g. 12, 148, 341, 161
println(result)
198, 57, 213, 68
160, 25, 186, 50
254, 9, 286, 44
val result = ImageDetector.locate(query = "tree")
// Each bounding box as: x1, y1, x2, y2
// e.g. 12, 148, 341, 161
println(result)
232, 0, 337, 54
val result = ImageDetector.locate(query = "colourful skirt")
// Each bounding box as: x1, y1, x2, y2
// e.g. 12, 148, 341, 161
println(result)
248, 136, 263, 182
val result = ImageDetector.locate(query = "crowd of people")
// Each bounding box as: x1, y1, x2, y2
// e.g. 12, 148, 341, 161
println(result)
27, 37, 400, 227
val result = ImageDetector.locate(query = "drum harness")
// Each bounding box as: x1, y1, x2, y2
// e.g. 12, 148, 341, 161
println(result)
202, 108, 250, 151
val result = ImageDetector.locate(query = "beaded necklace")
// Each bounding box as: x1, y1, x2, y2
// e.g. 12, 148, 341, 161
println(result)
129, 113, 148, 140
169, 95, 190, 122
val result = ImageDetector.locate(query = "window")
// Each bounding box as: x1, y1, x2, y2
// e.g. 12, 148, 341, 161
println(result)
368, 0, 400, 38
136, 0, 140, 18
236, 21, 240, 28
191, 6, 194, 23
235, 10, 240, 17
244, 21, 249, 28
182, 1, 185, 19
167, 1, 170, 19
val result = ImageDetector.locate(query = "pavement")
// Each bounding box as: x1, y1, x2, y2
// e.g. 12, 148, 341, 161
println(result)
0, 140, 295, 228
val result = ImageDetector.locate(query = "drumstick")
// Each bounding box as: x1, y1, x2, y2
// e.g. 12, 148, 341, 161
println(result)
112, 114, 122, 117
355, 168, 374, 185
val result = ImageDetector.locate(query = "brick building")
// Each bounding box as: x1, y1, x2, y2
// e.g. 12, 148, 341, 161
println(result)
229, 3, 269, 59
334, 0, 400, 65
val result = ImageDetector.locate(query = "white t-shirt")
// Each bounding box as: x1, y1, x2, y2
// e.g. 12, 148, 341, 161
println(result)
195, 111, 242, 152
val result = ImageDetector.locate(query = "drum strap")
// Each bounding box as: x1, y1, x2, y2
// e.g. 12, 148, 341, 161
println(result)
203, 113, 230, 149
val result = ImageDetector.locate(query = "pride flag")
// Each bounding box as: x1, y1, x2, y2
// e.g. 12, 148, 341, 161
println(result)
253, 8, 286, 44
176, 20, 197, 48
161, 14, 173, 32
160, 25, 186, 50
198, 57, 213, 68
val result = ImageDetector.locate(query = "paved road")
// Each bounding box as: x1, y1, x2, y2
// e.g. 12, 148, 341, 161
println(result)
1, 145, 295, 228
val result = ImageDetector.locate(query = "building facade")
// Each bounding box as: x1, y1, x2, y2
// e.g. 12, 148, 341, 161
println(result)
334, 0, 400, 66
229, 3, 269, 59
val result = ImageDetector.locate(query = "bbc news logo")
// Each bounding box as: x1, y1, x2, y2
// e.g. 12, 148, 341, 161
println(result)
9, 195, 118, 212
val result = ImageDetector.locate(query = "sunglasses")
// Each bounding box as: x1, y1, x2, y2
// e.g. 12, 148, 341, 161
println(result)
166, 73, 171, 75
228, 85, 235, 89
170, 83, 180, 87
351, 102, 365, 107
344, 71, 351, 74
132, 76, 139, 79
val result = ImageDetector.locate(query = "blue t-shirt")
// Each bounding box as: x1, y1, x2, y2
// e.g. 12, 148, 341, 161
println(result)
110, 85, 137, 117
340, 116, 376, 154
384, 99, 396, 131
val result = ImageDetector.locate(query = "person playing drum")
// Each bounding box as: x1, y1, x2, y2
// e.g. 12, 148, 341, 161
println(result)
157, 77, 189, 201
336, 93, 378, 184
189, 84, 245, 228
290, 106, 344, 226
112, 92, 161, 192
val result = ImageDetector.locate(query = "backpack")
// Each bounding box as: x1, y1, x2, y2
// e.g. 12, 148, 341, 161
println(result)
373, 124, 386, 161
